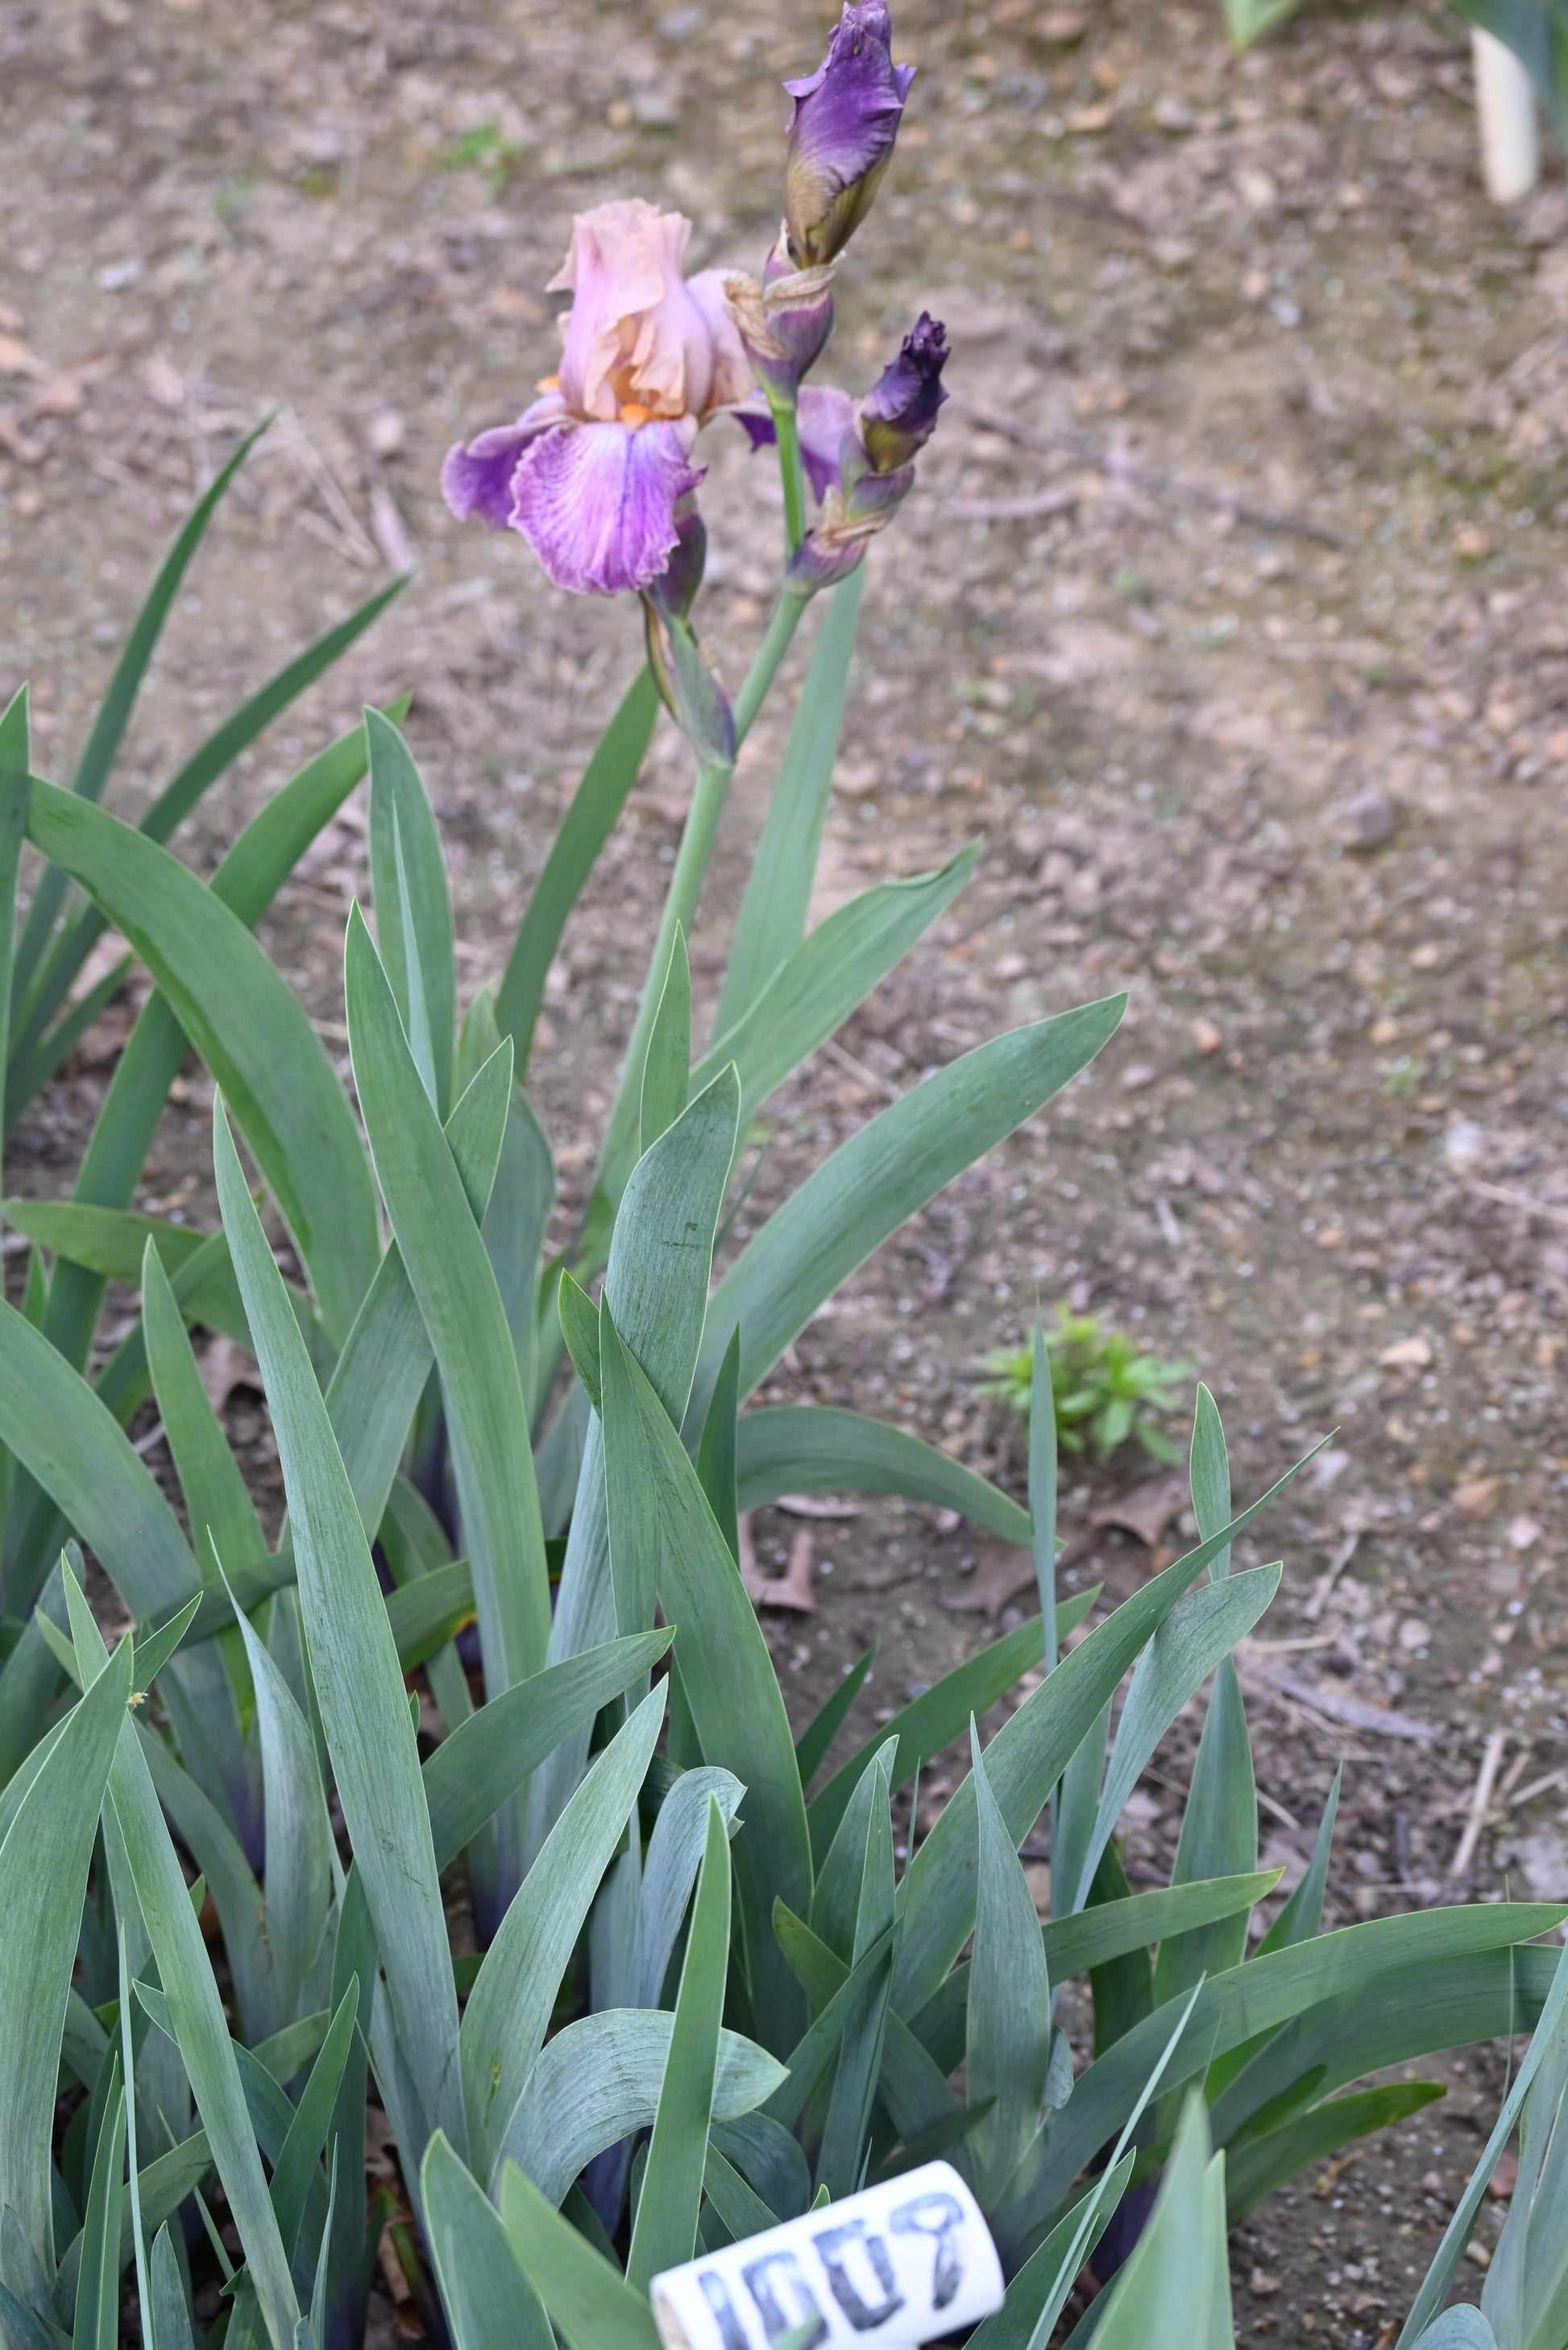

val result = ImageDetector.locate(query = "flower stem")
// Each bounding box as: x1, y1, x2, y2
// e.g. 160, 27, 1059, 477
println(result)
579, 752, 735, 1260
733, 589, 807, 745
769, 389, 808, 555
577, 580, 808, 1261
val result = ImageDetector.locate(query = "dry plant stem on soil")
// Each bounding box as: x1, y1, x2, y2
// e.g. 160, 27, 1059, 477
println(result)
1450, 1729, 1509, 1879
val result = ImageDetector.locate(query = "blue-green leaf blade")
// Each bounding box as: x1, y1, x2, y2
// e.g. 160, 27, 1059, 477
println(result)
25, 783, 379, 1342
346, 909, 550, 1713
421, 2133, 553, 2350
599, 1328, 811, 2053
366, 712, 455, 1116
0, 1639, 131, 2275
497, 2161, 661, 2350
689, 996, 1126, 1430
626, 1797, 732, 2291
462, 1687, 666, 2180
214, 1097, 463, 2159
736, 1404, 1031, 1543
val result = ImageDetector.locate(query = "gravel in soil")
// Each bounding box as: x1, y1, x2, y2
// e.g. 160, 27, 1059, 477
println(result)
6, 0, 1568, 2336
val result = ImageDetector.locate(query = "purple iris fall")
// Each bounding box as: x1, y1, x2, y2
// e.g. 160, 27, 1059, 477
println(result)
783, 1, 915, 268
441, 198, 752, 596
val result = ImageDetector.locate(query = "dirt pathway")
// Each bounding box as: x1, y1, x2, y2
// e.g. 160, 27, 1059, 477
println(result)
5, 0, 1568, 2335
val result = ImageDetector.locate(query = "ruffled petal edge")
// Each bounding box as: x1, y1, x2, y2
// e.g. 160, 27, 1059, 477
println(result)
441, 395, 566, 527
510, 417, 704, 596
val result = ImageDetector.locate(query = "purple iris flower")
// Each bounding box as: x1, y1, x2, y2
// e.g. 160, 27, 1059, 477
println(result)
441, 199, 753, 596
783, 1, 915, 268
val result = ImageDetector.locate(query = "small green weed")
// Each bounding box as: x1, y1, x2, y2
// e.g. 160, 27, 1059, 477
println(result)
977, 1305, 1192, 1464
1379, 1055, 1426, 1097
433, 122, 524, 195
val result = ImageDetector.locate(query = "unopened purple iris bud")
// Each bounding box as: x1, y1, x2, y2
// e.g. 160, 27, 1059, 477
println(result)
642, 494, 732, 760
859, 311, 948, 474
783, 2, 915, 269
645, 495, 707, 621
724, 243, 837, 401
742, 313, 952, 598
786, 463, 913, 595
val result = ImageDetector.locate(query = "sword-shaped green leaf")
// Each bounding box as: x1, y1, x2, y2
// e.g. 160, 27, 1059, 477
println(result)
1071, 1565, 1280, 1914
597, 1324, 810, 2053
64, 1579, 299, 2350
735, 1403, 1031, 1543
421, 2132, 553, 2350
688, 995, 1126, 1430
214, 1098, 463, 2162
699, 846, 976, 1133
366, 712, 455, 1117
969, 1723, 1053, 2206
498, 2010, 784, 2210
462, 1687, 666, 2180
346, 908, 549, 1714
498, 2162, 661, 2350
0, 1635, 130, 2275
627, 1796, 732, 2290
495, 667, 659, 1077
26, 783, 379, 1343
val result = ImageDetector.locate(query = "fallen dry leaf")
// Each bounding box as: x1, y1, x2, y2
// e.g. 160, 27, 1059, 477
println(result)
941, 1544, 1036, 1617
1093, 1471, 1189, 1552
0, 333, 45, 378
1454, 1476, 1502, 1518
25, 355, 113, 419
1315, 2150, 1363, 2197
944, 1473, 1188, 1617
739, 1512, 817, 1613
0, 413, 41, 463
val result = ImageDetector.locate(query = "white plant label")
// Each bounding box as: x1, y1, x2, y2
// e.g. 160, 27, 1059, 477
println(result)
650, 2159, 1005, 2350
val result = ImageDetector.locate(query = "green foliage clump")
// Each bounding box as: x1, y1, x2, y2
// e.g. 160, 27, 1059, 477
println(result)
977, 1306, 1192, 1464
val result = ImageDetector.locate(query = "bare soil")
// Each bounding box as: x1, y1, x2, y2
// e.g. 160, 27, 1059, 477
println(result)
6, 0, 1568, 2337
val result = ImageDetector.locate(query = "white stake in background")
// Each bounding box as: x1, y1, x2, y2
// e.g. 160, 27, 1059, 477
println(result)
650, 2161, 1005, 2350
1472, 25, 1540, 205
